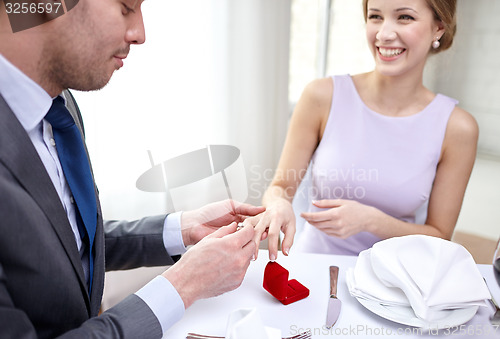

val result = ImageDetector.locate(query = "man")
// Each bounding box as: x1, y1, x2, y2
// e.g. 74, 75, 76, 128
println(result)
0, 1, 264, 337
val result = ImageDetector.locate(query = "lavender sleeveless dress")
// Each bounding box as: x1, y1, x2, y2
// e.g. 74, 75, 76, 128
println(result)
294, 75, 457, 255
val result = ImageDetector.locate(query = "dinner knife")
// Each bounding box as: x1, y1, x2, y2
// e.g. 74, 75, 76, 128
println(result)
326, 266, 342, 329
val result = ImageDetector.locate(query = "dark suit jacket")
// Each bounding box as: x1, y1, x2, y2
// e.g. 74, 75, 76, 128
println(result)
0, 91, 177, 338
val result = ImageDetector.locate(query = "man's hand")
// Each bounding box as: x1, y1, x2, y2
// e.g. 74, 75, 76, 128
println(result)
180, 199, 265, 246
162, 223, 256, 308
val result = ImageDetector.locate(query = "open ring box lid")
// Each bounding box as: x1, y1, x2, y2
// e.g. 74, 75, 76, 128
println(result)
263, 261, 309, 305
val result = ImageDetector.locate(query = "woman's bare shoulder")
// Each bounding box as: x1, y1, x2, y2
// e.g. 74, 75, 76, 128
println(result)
300, 77, 334, 106
447, 106, 479, 142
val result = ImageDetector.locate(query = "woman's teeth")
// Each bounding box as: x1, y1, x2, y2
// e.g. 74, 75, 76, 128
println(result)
379, 48, 404, 57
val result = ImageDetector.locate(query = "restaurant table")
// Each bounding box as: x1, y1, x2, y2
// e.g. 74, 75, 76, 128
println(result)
164, 250, 500, 338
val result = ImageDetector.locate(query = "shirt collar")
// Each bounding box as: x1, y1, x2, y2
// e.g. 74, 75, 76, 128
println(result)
0, 53, 54, 132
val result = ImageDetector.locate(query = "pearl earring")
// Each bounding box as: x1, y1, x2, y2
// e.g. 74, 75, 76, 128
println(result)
432, 38, 440, 49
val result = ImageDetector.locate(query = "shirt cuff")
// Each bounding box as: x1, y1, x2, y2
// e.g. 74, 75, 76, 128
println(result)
135, 275, 185, 334
163, 212, 187, 256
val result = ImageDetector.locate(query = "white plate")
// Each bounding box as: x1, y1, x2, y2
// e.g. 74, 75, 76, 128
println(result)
355, 297, 479, 330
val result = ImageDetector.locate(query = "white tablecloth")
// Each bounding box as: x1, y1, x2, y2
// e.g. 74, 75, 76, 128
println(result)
164, 250, 500, 338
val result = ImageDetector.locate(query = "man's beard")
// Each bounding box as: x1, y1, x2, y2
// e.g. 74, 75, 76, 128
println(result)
42, 53, 113, 93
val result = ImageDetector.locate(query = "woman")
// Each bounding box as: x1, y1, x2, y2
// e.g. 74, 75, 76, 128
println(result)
248, 0, 478, 260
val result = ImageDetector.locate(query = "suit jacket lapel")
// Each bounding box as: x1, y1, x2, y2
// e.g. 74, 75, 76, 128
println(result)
0, 94, 91, 311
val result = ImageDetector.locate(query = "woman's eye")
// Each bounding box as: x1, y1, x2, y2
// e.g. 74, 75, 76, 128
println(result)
368, 14, 382, 20
399, 14, 415, 21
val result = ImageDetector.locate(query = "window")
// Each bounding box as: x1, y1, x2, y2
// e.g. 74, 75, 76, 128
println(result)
289, 0, 374, 105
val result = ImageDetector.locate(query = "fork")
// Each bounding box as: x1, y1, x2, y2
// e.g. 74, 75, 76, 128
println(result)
484, 279, 500, 325
186, 329, 312, 339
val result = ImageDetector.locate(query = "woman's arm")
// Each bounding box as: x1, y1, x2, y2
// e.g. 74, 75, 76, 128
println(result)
248, 77, 333, 260
416, 106, 478, 239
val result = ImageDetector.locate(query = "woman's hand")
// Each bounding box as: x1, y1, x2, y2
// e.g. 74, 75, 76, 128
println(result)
243, 198, 296, 261
301, 199, 380, 238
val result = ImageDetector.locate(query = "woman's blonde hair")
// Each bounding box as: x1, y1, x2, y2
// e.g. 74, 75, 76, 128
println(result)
362, 0, 457, 53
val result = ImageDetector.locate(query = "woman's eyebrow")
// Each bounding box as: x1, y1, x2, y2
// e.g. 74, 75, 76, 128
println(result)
395, 7, 418, 14
367, 7, 418, 13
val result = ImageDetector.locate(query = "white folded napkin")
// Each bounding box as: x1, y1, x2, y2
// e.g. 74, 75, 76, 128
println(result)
346, 235, 490, 322
225, 308, 281, 339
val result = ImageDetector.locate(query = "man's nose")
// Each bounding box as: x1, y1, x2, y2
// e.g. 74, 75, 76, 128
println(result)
126, 11, 146, 45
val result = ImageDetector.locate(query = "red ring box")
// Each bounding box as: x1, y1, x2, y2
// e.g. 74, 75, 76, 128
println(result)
263, 261, 309, 305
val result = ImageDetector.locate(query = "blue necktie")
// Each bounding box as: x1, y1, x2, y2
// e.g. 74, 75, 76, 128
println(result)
45, 96, 96, 293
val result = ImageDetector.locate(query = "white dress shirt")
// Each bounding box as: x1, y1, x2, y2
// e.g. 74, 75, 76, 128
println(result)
0, 53, 186, 334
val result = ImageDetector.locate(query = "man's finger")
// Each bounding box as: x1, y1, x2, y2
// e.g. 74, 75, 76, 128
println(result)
206, 222, 237, 239
226, 223, 255, 248
233, 201, 266, 216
